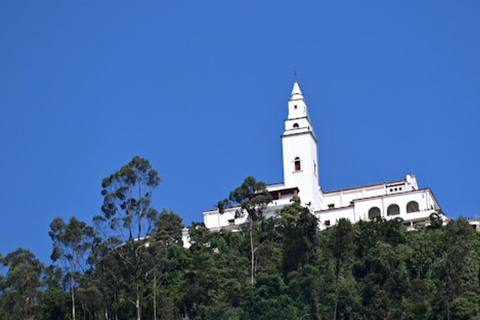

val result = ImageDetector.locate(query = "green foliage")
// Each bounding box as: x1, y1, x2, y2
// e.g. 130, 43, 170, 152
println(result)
280, 197, 318, 274
451, 292, 480, 320
4, 159, 480, 320
48, 216, 95, 320
5, 209, 480, 320
228, 175, 273, 222
223, 175, 273, 285
0, 248, 46, 320
99, 155, 161, 241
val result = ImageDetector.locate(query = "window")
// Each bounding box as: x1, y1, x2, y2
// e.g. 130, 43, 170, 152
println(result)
406, 201, 419, 213
368, 207, 381, 220
228, 219, 235, 226
294, 105, 298, 109
294, 157, 301, 171
328, 204, 335, 209
325, 220, 331, 226
387, 204, 400, 216
293, 123, 299, 128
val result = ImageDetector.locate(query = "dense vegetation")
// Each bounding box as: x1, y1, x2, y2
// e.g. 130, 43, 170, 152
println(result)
1, 157, 479, 320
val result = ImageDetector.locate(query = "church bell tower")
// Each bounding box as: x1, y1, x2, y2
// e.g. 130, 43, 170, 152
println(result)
281, 82, 321, 210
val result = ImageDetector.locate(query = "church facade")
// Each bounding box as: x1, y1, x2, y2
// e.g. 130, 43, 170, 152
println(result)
202, 82, 441, 231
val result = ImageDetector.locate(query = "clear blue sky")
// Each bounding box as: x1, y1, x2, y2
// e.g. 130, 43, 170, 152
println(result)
1, 1, 479, 263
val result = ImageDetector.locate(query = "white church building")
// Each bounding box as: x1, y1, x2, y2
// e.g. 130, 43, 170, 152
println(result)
202, 82, 441, 231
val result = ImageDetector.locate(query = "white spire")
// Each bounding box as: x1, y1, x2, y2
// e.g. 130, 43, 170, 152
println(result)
287, 81, 308, 119
290, 81, 304, 100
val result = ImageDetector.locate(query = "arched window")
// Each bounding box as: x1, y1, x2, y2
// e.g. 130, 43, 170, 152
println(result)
368, 207, 381, 220
406, 201, 419, 213
294, 157, 301, 171
293, 123, 299, 128
387, 204, 400, 216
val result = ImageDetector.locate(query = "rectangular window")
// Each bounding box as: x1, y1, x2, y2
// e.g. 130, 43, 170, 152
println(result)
228, 219, 235, 226
325, 220, 331, 226
328, 204, 335, 209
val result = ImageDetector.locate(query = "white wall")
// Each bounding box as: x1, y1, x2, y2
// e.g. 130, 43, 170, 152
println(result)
282, 132, 320, 209
316, 188, 439, 230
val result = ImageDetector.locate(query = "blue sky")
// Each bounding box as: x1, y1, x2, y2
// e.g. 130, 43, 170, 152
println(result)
1, 1, 479, 263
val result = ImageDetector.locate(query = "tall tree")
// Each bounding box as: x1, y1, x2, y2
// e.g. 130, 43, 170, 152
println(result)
220, 176, 272, 285
49, 216, 95, 320
327, 218, 353, 320
96, 156, 161, 320
148, 209, 184, 320
99, 155, 161, 242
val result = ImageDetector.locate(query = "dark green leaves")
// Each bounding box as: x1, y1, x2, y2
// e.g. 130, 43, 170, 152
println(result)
100, 156, 161, 241
228, 175, 272, 221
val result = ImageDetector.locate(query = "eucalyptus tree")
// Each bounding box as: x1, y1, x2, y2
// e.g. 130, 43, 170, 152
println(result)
219, 176, 272, 285
98, 155, 161, 242
95, 156, 161, 320
49, 216, 95, 320
0, 248, 46, 320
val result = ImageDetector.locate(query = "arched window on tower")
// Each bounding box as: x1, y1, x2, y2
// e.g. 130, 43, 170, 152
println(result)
294, 157, 301, 171
293, 123, 299, 128
406, 201, 419, 213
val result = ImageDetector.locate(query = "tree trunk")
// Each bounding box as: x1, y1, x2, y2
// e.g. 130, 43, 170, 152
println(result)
136, 272, 141, 320
446, 300, 450, 320
311, 289, 322, 320
71, 276, 76, 320
153, 268, 157, 320
250, 222, 255, 285
333, 259, 340, 320
136, 287, 141, 320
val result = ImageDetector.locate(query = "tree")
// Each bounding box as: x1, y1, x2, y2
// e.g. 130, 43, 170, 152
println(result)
279, 196, 318, 274
286, 264, 325, 320
327, 218, 353, 320
96, 156, 161, 320
49, 216, 95, 320
241, 273, 299, 320
0, 248, 46, 320
98, 155, 161, 242
148, 209, 184, 320
222, 176, 272, 285
429, 211, 445, 230
451, 292, 480, 320
438, 217, 477, 320
39, 265, 69, 320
